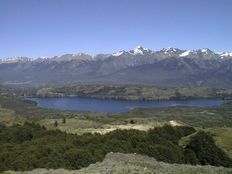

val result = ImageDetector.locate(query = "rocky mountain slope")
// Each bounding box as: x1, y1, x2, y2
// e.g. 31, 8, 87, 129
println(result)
3, 153, 232, 174
0, 46, 232, 87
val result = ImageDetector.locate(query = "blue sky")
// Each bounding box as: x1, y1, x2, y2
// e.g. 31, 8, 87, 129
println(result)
0, 0, 232, 58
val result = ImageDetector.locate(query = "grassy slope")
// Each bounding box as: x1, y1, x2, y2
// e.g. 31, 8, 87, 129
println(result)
121, 103, 232, 128
0, 105, 26, 126
206, 128, 232, 159
0, 106, 16, 126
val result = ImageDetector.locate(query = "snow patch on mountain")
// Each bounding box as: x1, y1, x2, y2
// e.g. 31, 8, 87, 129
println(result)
112, 51, 125, 57
220, 52, 232, 57
163, 47, 177, 53
179, 51, 191, 57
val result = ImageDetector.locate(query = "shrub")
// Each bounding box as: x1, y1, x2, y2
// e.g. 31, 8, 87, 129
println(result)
185, 131, 232, 167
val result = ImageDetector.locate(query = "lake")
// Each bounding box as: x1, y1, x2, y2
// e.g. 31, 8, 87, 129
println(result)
26, 97, 225, 113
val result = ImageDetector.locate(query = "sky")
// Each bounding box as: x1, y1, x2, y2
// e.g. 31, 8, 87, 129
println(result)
0, 0, 232, 58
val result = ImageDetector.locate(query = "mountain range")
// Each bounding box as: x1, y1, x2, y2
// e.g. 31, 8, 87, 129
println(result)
0, 46, 232, 87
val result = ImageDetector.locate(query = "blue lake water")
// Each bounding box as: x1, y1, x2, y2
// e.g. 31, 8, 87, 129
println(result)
26, 97, 225, 113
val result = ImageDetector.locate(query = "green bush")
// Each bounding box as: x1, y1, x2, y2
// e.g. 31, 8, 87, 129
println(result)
0, 123, 230, 172
183, 149, 198, 165
185, 131, 232, 167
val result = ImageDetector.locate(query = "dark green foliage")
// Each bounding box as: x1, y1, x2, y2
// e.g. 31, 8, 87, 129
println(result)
130, 120, 136, 124
185, 131, 232, 167
143, 125, 196, 163
183, 149, 198, 165
54, 121, 58, 127
0, 123, 230, 172
62, 117, 66, 124
148, 125, 195, 144
0, 122, 46, 144
64, 148, 95, 169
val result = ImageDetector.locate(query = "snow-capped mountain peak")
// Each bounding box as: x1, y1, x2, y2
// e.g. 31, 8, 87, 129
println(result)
130, 45, 152, 55
162, 47, 177, 52
133, 46, 144, 55
159, 47, 183, 57
1, 47, 232, 65
161, 47, 181, 55
198, 48, 214, 55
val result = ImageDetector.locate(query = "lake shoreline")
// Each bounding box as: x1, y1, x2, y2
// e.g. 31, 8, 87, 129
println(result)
25, 96, 226, 113
26, 95, 225, 101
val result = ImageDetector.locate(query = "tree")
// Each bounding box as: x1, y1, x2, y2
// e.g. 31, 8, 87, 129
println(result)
54, 121, 58, 127
62, 117, 66, 124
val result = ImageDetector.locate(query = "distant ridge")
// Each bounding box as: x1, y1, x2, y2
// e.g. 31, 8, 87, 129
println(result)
1, 46, 232, 62
0, 46, 232, 87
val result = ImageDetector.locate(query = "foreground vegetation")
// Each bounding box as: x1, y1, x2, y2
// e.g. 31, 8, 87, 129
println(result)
3, 153, 232, 174
0, 123, 231, 172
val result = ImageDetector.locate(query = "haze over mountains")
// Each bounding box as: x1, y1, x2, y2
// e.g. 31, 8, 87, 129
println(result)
0, 46, 232, 87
